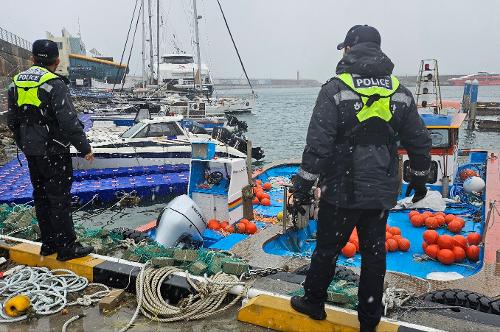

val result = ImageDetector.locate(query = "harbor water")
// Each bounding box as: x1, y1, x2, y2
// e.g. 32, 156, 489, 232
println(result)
76, 85, 500, 229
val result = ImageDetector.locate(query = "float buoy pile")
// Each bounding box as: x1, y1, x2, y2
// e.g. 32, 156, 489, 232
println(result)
422, 230, 481, 265
252, 180, 272, 206
408, 211, 466, 233
0, 266, 110, 323
340, 226, 411, 258
207, 218, 258, 235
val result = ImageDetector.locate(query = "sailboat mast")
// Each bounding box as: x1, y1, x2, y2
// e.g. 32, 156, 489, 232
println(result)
192, 0, 202, 92
148, 0, 154, 85
141, 0, 146, 87
156, 0, 160, 87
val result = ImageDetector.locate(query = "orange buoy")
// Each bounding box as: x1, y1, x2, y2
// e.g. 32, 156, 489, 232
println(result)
240, 218, 250, 224
437, 234, 454, 250
422, 211, 434, 218
453, 246, 466, 262
387, 238, 398, 252
349, 238, 359, 252
207, 219, 220, 230
397, 238, 411, 251
434, 211, 446, 218
425, 217, 439, 229
236, 222, 246, 233
263, 182, 272, 191
422, 242, 428, 251
409, 211, 420, 218
252, 197, 259, 205
425, 244, 440, 258
255, 179, 263, 186
341, 242, 357, 258
467, 232, 481, 246
455, 217, 465, 228
423, 230, 439, 244
410, 215, 425, 227
261, 198, 271, 206
256, 191, 266, 200
389, 227, 401, 236
435, 215, 446, 227
219, 221, 229, 229
386, 232, 393, 240
459, 169, 478, 181
385, 242, 389, 252
466, 245, 480, 262
224, 224, 235, 233
445, 214, 456, 224
437, 249, 455, 265
261, 193, 271, 200
452, 235, 468, 249
447, 219, 463, 233
245, 222, 257, 234
392, 234, 402, 241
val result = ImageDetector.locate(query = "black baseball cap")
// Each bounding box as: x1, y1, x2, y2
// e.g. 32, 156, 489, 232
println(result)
32, 39, 59, 65
337, 25, 381, 50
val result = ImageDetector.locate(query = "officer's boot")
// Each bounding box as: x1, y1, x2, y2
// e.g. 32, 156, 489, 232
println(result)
57, 242, 94, 261
290, 295, 327, 320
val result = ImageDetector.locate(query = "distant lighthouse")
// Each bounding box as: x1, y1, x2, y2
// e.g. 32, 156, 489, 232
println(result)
296, 70, 300, 82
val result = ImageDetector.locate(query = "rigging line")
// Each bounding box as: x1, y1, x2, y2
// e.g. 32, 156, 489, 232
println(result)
121, 1, 144, 92
113, 0, 140, 92
215, 0, 254, 95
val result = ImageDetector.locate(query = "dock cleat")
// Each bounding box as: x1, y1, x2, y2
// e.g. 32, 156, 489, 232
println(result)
290, 295, 327, 320
57, 242, 94, 261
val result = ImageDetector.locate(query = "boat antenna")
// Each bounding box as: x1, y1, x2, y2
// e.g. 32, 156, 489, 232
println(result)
192, 0, 203, 94
112, 0, 139, 92
148, 0, 155, 85
141, 0, 147, 88
216, 0, 255, 95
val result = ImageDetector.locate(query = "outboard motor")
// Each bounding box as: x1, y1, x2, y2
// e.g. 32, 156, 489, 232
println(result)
155, 195, 207, 248
211, 127, 265, 160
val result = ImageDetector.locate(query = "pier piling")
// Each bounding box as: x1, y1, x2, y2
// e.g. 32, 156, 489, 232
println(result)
467, 79, 479, 130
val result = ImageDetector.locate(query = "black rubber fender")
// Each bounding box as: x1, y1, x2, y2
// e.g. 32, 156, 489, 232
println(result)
112, 227, 152, 244
421, 289, 498, 315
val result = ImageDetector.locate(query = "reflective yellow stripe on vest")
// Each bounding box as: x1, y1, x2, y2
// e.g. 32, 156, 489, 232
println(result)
336, 73, 400, 122
13, 66, 59, 108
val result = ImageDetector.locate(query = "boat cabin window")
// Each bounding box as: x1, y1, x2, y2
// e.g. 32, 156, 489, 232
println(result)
161, 56, 194, 64
428, 129, 450, 148
120, 123, 144, 138
134, 123, 184, 138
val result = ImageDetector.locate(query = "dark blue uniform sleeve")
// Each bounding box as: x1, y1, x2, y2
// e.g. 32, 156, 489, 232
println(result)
6, 83, 21, 148
398, 96, 432, 171
49, 80, 92, 155
299, 84, 339, 181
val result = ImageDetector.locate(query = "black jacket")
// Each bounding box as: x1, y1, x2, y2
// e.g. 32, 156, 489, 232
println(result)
299, 42, 431, 209
7, 67, 91, 156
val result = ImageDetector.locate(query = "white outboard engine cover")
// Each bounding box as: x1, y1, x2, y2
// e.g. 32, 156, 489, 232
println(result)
155, 194, 207, 248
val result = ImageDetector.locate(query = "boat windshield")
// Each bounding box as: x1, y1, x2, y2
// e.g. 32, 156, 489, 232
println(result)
162, 56, 194, 64
121, 123, 144, 138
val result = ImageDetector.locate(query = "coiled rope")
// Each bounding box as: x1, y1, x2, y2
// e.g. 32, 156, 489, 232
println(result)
119, 263, 250, 331
0, 266, 110, 323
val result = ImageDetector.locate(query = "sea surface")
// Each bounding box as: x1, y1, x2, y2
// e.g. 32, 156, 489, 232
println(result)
77, 85, 500, 229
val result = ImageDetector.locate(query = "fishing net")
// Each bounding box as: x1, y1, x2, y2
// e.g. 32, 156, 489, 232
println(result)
289, 278, 359, 309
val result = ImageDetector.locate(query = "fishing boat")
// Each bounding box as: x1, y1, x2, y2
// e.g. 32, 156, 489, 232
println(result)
71, 116, 264, 170
448, 72, 500, 86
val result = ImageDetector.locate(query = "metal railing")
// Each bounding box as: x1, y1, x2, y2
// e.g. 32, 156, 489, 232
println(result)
0, 27, 32, 51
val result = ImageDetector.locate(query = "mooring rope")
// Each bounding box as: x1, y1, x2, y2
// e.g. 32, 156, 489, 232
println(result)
119, 263, 250, 331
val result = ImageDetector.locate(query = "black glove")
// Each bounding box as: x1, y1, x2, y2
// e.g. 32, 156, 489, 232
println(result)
291, 174, 314, 210
405, 174, 428, 203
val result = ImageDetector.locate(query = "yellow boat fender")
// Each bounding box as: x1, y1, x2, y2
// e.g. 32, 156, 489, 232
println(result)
4, 295, 30, 317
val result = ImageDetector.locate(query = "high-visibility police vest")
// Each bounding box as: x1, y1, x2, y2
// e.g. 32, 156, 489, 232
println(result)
13, 66, 59, 108
336, 73, 400, 123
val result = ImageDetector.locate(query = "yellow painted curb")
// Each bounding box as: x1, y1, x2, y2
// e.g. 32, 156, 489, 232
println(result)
238, 295, 400, 332
5, 242, 104, 281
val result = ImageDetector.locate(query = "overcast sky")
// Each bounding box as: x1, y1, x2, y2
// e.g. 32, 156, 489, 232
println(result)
2, 0, 499, 81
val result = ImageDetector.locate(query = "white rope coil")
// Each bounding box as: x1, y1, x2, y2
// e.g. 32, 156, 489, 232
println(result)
0, 266, 110, 323
119, 263, 250, 331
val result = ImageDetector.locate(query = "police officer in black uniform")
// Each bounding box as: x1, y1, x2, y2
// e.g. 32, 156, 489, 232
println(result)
7, 40, 94, 261
290, 26, 432, 331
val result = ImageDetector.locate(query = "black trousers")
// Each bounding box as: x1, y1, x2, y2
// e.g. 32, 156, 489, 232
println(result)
303, 199, 388, 329
26, 154, 76, 248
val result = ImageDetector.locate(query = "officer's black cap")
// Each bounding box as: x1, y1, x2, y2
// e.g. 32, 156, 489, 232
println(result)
337, 25, 381, 50
32, 39, 59, 65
